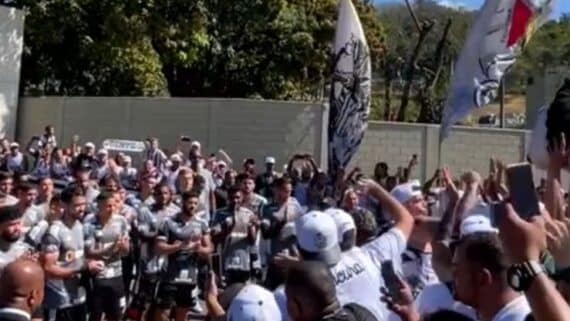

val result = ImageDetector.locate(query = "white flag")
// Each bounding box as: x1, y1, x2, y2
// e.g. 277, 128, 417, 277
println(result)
328, 0, 371, 173
440, 0, 555, 141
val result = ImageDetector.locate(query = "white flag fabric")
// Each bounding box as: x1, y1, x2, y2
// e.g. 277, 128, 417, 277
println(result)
440, 0, 555, 141
328, 0, 371, 173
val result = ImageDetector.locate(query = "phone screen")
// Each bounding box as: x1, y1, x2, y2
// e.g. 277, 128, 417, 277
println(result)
505, 163, 540, 220
381, 260, 400, 295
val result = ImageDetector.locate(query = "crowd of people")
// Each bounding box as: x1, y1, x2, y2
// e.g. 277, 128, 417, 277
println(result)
0, 125, 569, 321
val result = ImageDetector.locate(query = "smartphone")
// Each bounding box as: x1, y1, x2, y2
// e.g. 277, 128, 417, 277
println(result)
180, 136, 191, 142
381, 260, 400, 295
505, 163, 540, 220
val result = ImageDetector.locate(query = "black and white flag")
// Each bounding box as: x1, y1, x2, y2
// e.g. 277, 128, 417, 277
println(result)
328, 0, 371, 175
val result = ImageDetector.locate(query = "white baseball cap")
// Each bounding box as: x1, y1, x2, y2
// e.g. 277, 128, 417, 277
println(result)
460, 213, 498, 237
391, 180, 423, 204
324, 208, 356, 241
191, 141, 201, 149
84, 142, 95, 149
227, 284, 282, 321
295, 211, 341, 266
97, 148, 108, 156
9, 142, 18, 148
265, 156, 276, 164
170, 154, 182, 162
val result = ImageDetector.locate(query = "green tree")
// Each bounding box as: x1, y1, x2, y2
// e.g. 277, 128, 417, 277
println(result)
10, 0, 384, 99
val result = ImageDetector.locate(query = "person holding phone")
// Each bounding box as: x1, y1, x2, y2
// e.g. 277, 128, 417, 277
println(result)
294, 178, 414, 321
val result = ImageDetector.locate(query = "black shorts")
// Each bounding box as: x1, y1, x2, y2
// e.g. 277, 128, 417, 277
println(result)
132, 275, 160, 305
90, 277, 125, 321
154, 282, 196, 309
45, 303, 87, 321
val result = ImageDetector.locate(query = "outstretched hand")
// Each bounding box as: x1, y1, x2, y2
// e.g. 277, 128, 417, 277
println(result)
497, 202, 547, 264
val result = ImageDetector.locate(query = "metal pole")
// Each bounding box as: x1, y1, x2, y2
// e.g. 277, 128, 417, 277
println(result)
499, 78, 505, 128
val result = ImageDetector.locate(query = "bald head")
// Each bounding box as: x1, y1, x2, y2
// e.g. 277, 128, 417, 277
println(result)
0, 259, 44, 312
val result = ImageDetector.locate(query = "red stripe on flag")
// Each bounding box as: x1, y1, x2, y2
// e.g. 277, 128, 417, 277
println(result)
507, 0, 533, 47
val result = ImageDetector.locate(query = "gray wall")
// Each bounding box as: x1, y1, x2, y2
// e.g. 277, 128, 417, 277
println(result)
17, 97, 327, 168
351, 122, 527, 182
17, 97, 529, 181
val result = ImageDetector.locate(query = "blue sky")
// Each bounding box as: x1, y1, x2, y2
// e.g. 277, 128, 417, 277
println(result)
374, 0, 569, 18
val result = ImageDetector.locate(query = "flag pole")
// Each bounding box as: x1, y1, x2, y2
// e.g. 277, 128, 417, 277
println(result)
437, 137, 442, 170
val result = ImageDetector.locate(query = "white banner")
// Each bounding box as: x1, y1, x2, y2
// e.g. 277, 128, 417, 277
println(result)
328, 0, 371, 173
102, 139, 145, 153
440, 0, 555, 141
0, 5, 24, 139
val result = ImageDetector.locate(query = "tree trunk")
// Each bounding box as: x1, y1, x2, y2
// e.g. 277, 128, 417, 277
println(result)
384, 74, 392, 121
396, 21, 433, 121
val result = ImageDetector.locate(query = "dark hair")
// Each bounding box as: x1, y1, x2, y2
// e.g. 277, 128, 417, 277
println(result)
99, 174, 122, 190
457, 232, 507, 275
273, 177, 292, 189
96, 191, 115, 203
181, 191, 200, 202
153, 183, 171, 195
227, 186, 241, 197
352, 208, 378, 244
194, 175, 205, 184
61, 187, 85, 204
285, 261, 337, 310
424, 309, 476, 321
16, 182, 35, 193
235, 173, 254, 183
49, 193, 63, 204
0, 171, 13, 182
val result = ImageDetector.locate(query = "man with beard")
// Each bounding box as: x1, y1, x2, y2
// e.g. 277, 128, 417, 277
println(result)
0, 205, 30, 271
126, 184, 180, 320
17, 183, 43, 235
212, 187, 257, 285
0, 206, 44, 321
41, 188, 105, 321
152, 191, 213, 321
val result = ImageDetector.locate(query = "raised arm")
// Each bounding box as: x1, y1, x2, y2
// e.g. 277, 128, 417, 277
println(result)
546, 137, 566, 219
364, 179, 414, 239
499, 203, 570, 321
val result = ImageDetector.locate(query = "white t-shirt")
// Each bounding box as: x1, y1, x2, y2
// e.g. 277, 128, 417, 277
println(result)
415, 283, 476, 320
330, 227, 407, 321
492, 295, 531, 321
401, 248, 440, 295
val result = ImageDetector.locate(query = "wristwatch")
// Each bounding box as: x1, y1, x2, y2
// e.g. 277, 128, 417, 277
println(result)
507, 260, 544, 292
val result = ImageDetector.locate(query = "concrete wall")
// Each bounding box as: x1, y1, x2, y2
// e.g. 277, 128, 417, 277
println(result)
17, 97, 531, 183
17, 97, 327, 168
351, 122, 527, 182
